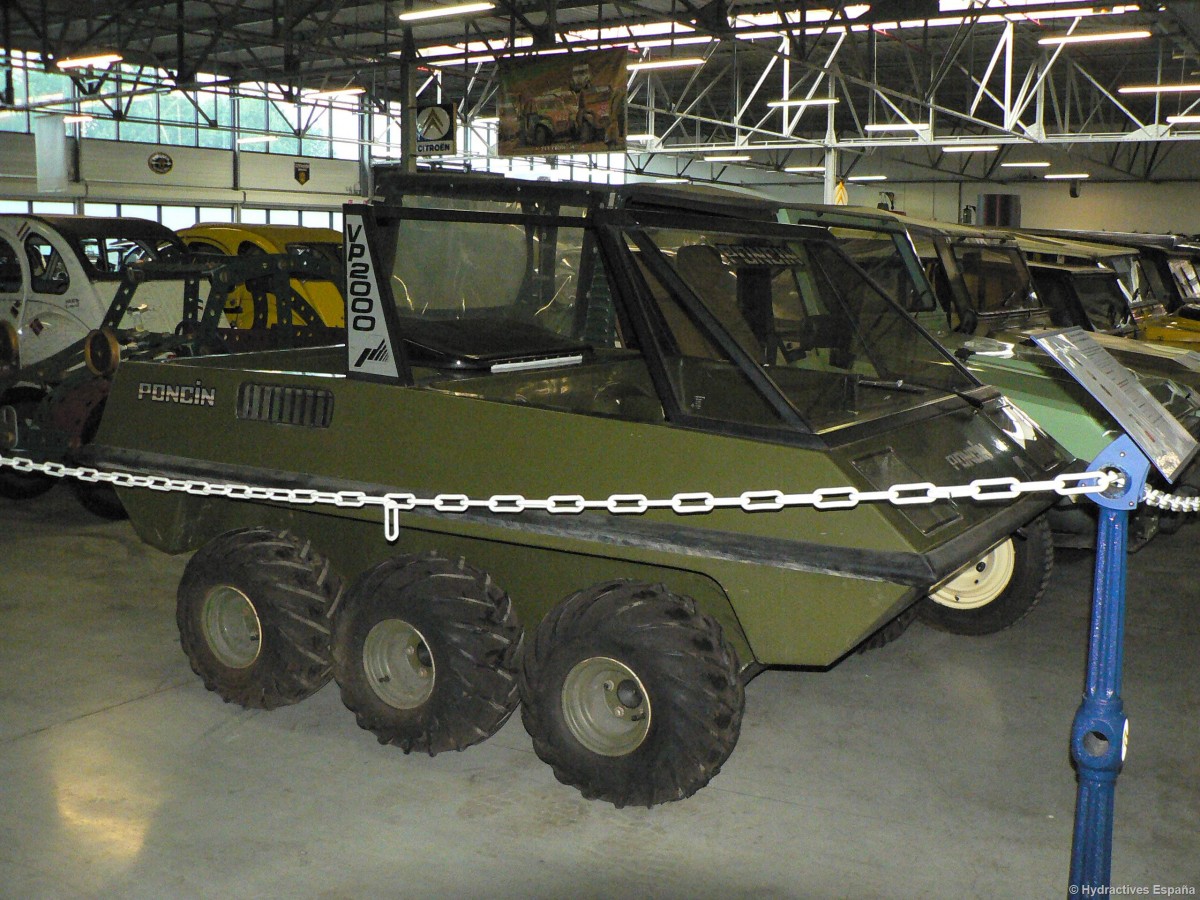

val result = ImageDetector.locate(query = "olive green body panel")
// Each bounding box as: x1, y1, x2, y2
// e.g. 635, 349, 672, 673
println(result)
96, 350, 1054, 666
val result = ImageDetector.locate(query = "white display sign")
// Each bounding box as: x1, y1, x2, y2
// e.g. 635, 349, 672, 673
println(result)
1032, 327, 1199, 481
343, 213, 401, 381
415, 103, 457, 157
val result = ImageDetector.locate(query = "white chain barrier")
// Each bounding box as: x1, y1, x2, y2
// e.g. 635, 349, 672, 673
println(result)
1142, 486, 1200, 514
1, 452, 1160, 540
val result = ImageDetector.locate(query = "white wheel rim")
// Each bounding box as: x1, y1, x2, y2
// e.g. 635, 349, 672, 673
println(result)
201, 585, 262, 669
930, 539, 1016, 610
362, 619, 435, 709
561, 656, 651, 757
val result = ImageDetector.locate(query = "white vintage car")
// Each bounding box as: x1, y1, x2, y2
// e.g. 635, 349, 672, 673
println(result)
0, 215, 185, 370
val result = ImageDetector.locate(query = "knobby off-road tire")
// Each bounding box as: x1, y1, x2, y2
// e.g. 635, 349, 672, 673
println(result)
917, 513, 1054, 636
855, 603, 920, 653
68, 403, 127, 520
331, 552, 523, 755
0, 389, 54, 500
177, 528, 342, 709
521, 580, 744, 808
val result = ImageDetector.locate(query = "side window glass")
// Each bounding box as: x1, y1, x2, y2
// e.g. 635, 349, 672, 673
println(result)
25, 234, 70, 295
0, 236, 23, 292
187, 241, 225, 256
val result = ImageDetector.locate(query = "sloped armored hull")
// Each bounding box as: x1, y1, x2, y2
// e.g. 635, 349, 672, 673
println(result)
90, 348, 1055, 667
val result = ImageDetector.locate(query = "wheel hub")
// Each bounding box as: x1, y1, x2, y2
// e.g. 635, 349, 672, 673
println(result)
930, 538, 1016, 610
201, 585, 262, 669
561, 656, 651, 757
362, 618, 435, 709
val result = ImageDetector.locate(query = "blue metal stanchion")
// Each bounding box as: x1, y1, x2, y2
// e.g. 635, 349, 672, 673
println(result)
1068, 435, 1151, 894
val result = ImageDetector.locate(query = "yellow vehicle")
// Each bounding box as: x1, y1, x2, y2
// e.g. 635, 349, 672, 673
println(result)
177, 223, 345, 328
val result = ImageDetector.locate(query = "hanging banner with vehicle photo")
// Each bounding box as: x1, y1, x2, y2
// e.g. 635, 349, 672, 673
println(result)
496, 48, 628, 156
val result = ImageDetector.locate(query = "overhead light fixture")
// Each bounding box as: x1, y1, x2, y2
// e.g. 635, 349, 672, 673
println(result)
308, 86, 365, 99
785, 165, 826, 173
625, 133, 657, 141
1118, 83, 1200, 94
472, 116, 499, 124
651, 178, 689, 184
847, 174, 888, 181
1044, 172, 1090, 180
1166, 114, 1200, 124
864, 122, 928, 132
399, 2, 495, 22
63, 114, 94, 124
1038, 29, 1151, 46
940, 144, 999, 153
704, 154, 751, 162
767, 98, 838, 108
56, 52, 123, 70
1000, 160, 1052, 168
236, 135, 277, 145
628, 57, 706, 72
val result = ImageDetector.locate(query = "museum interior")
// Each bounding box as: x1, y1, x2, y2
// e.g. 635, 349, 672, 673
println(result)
1, 1, 1198, 896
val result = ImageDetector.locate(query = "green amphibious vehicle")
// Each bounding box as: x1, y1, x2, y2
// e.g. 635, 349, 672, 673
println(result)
88, 176, 1071, 807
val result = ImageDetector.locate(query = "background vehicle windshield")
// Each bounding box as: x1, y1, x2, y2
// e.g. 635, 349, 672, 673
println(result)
948, 242, 1033, 313
633, 227, 974, 433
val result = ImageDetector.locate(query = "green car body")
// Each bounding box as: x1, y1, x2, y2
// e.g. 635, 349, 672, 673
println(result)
778, 205, 1200, 542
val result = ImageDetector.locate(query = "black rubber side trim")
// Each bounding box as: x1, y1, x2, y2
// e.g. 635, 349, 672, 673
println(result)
82, 444, 1048, 588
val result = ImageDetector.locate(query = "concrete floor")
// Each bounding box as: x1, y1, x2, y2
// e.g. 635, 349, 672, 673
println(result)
1, 489, 1197, 899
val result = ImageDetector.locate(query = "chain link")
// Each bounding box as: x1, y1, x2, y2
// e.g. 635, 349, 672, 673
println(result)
1, 450, 1139, 524
1142, 486, 1200, 514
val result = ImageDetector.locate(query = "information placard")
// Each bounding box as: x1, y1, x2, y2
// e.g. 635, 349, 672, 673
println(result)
1032, 327, 1199, 482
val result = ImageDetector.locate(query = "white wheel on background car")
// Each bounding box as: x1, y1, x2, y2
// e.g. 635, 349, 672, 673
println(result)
929, 539, 1016, 610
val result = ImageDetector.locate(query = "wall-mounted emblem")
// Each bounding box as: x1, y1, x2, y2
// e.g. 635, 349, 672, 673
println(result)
294, 162, 311, 185
147, 151, 174, 175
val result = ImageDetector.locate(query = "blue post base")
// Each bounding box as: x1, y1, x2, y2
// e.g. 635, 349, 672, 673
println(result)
1068, 436, 1148, 896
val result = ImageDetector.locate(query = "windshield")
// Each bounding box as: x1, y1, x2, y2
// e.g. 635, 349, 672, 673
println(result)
1074, 272, 1136, 333
1169, 257, 1200, 302
631, 227, 974, 433
1111, 256, 1170, 320
948, 242, 1035, 314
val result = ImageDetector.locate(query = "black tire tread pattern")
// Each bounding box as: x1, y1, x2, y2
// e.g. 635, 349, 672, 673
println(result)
520, 580, 744, 808
332, 552, 522, 756
917, 513, 1054, 635
177, 527, 341, 709
855, 603, 920, 653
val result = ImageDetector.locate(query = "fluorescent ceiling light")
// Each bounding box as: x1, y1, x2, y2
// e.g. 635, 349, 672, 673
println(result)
399, 2, 495, 22
847, 174, 888, 181
308, 86, 365, 99
1044, 172, 1090, 180
940, 144, 999, 153
472, 116, 499, 124
651, 178, 689, 184
625, 133, 658, 141
628, 57, 706, 72
63, 114, 94, 124
1038, 29, 1151, 45
785, 165, 826, 173
767, 98, 838, 107
236, 135, 277, 145
705, 154, 751, 162
56, 52, 123, 69
1166, 115, 1200, 124
1000, 160, 1052, 167
864, 122, 928, 132
1118, 83, 1200, 94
